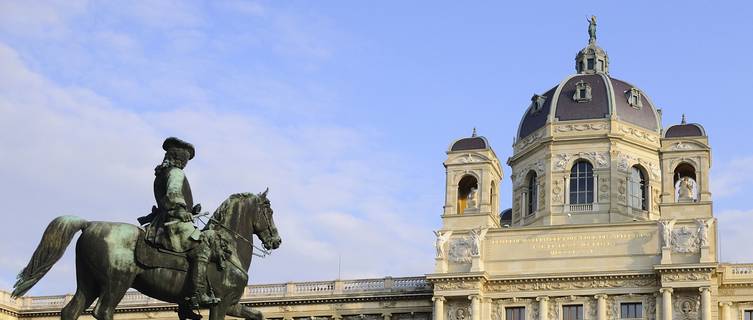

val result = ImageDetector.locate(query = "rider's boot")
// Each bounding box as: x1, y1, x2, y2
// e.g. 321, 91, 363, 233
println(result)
187, 258, 221, 307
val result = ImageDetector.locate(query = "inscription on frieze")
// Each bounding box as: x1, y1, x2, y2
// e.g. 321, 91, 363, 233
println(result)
489, 231, 654, 257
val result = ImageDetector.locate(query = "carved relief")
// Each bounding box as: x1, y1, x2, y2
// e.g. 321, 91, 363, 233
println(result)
672, 226, 699, 253
514, 160, 545, 185
447, 301, 472, 320
555, 122, 607, 132
515, 131, 542, 151
671, 141, 694, 151
672, 293, 700, 320
552, 180, 563, 203
538, 180, 546, 208
617, 179, 627, 203
554, 151, 609, 170
599, 176, 610, 202
620, 125, 659, 143
617, 152, 660, 179
652, 188, 661, 211
661, 272, 711, 282
487, 278, 656, 292
436, 281, 480, 290
448, 238, 473, 263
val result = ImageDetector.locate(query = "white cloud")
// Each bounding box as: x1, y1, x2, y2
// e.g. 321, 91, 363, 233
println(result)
0, 41, 433, 295
717, 209, 753, 263
711, 156, 753, 198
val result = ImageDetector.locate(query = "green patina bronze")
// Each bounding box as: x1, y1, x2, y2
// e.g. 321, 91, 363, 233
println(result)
12, 138, 281, 320
588, 15, 597, 44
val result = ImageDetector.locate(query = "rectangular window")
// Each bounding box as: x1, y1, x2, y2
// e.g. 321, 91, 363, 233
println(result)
746, 310, 753, 320
563, 305, 583, 320
620, 302, 642, 318
505, 307, 525, 320
587, 58, 594, 69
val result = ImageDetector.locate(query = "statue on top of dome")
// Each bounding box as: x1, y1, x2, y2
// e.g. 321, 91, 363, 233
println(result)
587, 15, 597, 44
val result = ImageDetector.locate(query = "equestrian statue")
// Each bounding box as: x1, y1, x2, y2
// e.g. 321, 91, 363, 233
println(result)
11, 137, 282, 320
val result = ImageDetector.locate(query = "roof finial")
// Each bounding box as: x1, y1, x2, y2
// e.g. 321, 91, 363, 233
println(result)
681, 114, 687, 125
587, 15, 597, 44
471, 127, 477, 137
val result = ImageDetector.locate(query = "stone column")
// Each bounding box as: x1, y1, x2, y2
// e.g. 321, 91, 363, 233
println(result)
595, 294, 607, 320
700, 287, 711, 320
536, 296, 549, 320
660, 288, 673, 320
719, 301, 732, 320
432, 296, 445, 320
382, 313, 392, 320
469, 295, 481, 320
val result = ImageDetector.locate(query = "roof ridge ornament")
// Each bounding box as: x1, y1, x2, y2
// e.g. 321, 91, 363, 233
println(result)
575, 16, 609, 74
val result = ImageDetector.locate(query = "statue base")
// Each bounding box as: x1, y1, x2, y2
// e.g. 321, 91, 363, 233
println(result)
470, 255, 483, 272
661, 247, 672, 264
435, 257, 448, 273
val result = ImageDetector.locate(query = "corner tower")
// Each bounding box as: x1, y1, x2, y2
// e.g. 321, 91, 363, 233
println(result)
442, 129, 503, 230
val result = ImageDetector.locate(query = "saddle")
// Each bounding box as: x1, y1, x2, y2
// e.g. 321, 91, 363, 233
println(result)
135, 229, 189, 271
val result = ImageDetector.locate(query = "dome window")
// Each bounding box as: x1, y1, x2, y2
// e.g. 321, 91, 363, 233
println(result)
572, 80, 592, 103
529, 94, 547, 114
625, 88, 643, 109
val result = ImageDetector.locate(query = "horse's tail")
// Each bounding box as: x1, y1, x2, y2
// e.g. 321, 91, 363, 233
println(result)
11, 215, 89, 298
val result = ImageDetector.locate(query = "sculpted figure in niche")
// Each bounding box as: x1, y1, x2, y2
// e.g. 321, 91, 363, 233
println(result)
696, 218, 714, 247
433, 230, 453, 258
676, 175, 697, 202
467, 187, 478, 209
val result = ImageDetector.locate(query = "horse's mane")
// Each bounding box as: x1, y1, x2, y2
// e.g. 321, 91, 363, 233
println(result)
207, 192, 256, 229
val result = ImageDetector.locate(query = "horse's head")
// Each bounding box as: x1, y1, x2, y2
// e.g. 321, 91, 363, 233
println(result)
253, 188, 281, 250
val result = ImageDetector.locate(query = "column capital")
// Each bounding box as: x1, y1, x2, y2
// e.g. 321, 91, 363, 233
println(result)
536, 296, 550, 302
699, 286, 711, 293
468, 294, 481, 301
719, 301, 733, 307
594, 294, 608, 300
659, 287, 674, 294
432, 296, 446, 302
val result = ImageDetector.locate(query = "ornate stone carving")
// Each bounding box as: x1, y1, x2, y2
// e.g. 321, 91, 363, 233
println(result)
617, 152, 660, 179
671, 141, 694, 150
617, 179, 627, 203
538, 180, 546, 208
554, 151, 609, 170
469, 227, 487, 256
514, 160, 545, 185
659, 219, 675, 248
448, 238, 473, 263
487, 278, 656, 292
620, 125, 658, 143
696, 218, 714, 247
599, 176, 609, 202
661, 272, 711, 282
552, 180, 562, 202
515, 131, 542, 151
447, 301, 471, 320
555, 122, 607, 132
673, 292, 700, 320
652, 188, 661, 211
672, 226, 699, 253
436, 281, 480, 291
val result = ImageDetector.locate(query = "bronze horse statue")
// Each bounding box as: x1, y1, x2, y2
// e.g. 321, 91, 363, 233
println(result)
12, 190, 281, 320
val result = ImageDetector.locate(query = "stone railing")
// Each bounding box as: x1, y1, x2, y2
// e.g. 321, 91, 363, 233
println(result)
1, 276, 431, 312
721, 264, 753, 282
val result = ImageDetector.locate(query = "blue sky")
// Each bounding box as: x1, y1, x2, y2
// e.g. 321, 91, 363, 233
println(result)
0, 1, 752, 295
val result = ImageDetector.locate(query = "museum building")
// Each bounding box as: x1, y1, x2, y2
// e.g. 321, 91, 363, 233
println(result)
2, 23, 753, 320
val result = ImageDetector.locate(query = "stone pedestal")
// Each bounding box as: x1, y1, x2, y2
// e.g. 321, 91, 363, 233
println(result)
470, 255, 483, 272
700, 246, 712, 263
661, 247, 672, 264
435, 257, 448, 273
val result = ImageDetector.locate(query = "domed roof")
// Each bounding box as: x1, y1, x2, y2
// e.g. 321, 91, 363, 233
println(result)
664, 115, 706, 138
516, 19, 661, 139
517, 74, 661, 139
449, 129, 489, 151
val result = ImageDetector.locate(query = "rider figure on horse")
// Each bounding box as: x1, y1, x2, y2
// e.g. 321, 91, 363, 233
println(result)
138, 137, 221, 308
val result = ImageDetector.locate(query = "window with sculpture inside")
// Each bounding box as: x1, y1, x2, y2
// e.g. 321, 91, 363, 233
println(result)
674, 162, 697, 202
457, 175, 478, 214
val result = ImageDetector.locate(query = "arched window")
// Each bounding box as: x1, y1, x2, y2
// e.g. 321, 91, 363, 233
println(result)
569, 161, 593, 204
526, 172, 538, 215
674, 163, 698, 202
457, 175, 478, 214
629, 166, 647, 210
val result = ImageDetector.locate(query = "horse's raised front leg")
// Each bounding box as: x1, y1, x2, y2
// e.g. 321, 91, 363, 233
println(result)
226, 303, 263, 320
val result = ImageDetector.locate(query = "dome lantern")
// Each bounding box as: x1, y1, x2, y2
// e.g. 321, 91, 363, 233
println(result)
575, 16, 609, 74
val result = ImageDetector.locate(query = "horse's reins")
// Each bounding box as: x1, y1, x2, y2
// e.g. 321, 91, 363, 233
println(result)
196, 213, 272, 258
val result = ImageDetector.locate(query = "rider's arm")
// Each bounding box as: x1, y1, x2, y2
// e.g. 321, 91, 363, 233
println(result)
165, 168, 191, 222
